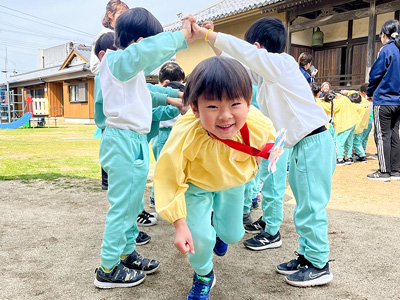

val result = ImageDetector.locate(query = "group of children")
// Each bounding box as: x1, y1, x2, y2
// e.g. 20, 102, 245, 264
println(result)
311, 82, 373, 166
92, 6, 337, 299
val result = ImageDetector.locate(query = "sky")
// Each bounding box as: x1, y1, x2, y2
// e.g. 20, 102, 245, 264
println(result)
0, 0, 217, 80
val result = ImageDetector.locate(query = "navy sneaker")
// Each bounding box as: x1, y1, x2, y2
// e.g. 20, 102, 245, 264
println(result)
344, 157, 354, 165
336, 159, 345, 166
251, 197, 259, 210
244, 216, 266, 234
149, 197, 155, 208
187, 270, 216, 300
243, 213, 253, 226
136, 231, 151, 246
243, 229, 281, 251
213, 236, 228, 256
94, 263, 145, 289
276, 253, 309, 275
285, 262, 333, 287
121, 250, 160, 274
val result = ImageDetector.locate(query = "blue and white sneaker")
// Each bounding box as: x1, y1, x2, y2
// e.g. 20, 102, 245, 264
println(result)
187, 270, 216, 300
276, 252, 308, 275
121, 250, 160, 274
285, 262, 333, 287
149, 197, 155, 208
243, 229, 281, 251
94, 263, 146, 289
251, 197, 259, 210
213, 236, 228, 256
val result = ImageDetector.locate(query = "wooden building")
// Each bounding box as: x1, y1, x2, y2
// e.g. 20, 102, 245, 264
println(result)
2, 0, 399, 123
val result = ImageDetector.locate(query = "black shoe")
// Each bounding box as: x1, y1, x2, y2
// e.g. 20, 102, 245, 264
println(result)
136, 231, 151, 246
276, 252, 309, 275
94, 263, 145, 289
101, 184, 108, 190
121, 250, 160, 274
367, 170, 391, 182
243, 213, 253, 226
244, 216, 266, 234
137, 210, 157, 226
243, 229, 281, 251
336, 159, 345, 166
344, 157, 353, 165
285, 262, 333, 287
391, 171, 400, 180
355, 156, 367, 163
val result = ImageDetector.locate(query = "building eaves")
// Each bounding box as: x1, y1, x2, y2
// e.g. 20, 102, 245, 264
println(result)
163, 0, 283, 32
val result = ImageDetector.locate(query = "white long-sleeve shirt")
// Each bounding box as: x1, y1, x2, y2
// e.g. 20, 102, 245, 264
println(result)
215, 33, 328, 148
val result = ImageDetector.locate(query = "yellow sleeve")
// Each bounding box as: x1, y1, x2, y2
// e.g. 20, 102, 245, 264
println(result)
154, 118, 192, 224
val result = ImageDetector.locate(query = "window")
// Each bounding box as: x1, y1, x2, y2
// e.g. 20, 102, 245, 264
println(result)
27, 88, 45, 98
69, 82, 88, 103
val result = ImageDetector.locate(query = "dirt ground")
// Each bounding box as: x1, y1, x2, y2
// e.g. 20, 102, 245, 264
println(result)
1, 151, 400, 300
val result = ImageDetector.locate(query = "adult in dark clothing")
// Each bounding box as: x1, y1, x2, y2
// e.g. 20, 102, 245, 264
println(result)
367, 19, 400, 182
298, 52, 318, 83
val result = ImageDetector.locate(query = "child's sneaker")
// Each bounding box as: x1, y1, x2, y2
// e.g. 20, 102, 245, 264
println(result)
121, 250, 160, 274
136, 231, 151, 246
213, 236, 228, 256
391, 171, 400, 180
276, 252, 308, 275
244, 216, 266, 234
336, 158, 346, 166
251, 197, 259, 210
243, 213, 253, 225
367, 170, 391, 182
94, 263, 145, 289
355, 156, 367, 163
149, 197, 155, 208
243, 230, 281, 250
285, 262, 333, 287
344, 157, 353, 165
137, 210, 157, 226
187, 270, 216, 300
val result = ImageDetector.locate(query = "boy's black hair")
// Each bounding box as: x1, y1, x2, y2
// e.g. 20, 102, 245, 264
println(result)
159, 62, 185, 83
94, 32, 116, 58
324, 91, 336, 103
114, 8, 163, 49
359, 83, 368, 94
309, 82, 321, 97
164, 81, 185, 93
183, 56, 252, 109
244, 17, 287, 53
348, 93, 362, 104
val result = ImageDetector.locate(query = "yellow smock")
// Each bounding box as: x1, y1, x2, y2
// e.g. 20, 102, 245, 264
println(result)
317, 95, 359, 134
154, 106, 276, 223
347, 91, 370, 134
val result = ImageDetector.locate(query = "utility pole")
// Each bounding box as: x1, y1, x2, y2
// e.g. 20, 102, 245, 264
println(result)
3, 47, 8, 81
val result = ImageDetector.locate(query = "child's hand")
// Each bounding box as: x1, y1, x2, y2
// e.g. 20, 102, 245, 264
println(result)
202, 21, 214, 31
181, 14, 196, 43
173, 218, 195, 254
167, 97, 184, 110
180, 104, 190, 115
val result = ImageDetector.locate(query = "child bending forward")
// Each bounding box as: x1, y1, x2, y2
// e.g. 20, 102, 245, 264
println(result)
155, 56, 278, 300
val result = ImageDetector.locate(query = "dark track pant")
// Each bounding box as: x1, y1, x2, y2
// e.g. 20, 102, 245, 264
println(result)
373, 105, 400, 173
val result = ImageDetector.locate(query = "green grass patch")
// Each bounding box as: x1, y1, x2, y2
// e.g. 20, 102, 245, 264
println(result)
0, 125, 156, 182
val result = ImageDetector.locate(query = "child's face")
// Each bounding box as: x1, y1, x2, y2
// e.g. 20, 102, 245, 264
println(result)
191, 95, 250, 140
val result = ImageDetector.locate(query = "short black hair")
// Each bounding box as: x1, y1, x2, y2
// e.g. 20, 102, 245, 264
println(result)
309, 82, 321, 97
324, 91, 336, 102
94, 32, 116, 58
359, 83, 368, 93
348, 93, 362, 104
114, 8, 163, 49
244, 17, 286, 53
164, 81, 185, 93
183, 56, 252, 109
159, 62, 185, 83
